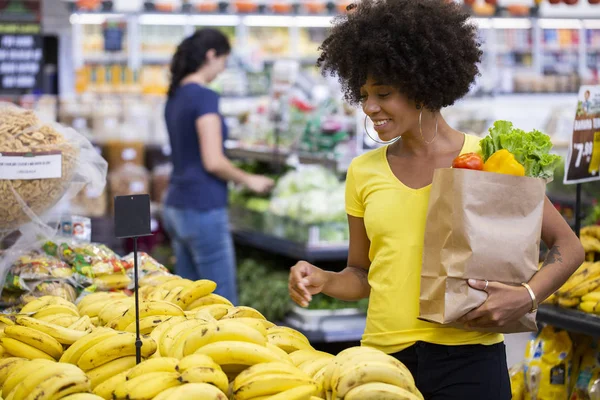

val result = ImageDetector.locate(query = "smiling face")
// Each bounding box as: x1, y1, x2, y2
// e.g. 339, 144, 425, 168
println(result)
360, 77, 421, 142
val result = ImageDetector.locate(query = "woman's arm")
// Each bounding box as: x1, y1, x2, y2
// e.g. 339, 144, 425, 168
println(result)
197, 114, 274, 193
460, 197, 585, 328
289, 215, 371, 306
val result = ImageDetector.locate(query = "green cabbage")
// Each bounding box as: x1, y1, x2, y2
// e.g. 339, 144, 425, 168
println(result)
480, 121, 562, 180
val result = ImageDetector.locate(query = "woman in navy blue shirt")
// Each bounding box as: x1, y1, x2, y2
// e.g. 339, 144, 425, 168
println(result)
163, 29, 274, 304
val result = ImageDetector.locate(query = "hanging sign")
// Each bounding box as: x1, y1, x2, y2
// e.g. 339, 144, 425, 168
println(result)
0, 22, 43, 93
564, 85, 600, 184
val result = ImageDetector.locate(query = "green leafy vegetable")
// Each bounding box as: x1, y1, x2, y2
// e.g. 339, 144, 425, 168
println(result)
480, 121, 562, 180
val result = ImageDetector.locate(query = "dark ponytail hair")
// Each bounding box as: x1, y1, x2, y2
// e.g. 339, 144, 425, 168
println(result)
168, 28, 231, 98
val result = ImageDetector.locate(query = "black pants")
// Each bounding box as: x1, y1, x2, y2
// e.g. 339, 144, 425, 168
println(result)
390, 342, 511, 400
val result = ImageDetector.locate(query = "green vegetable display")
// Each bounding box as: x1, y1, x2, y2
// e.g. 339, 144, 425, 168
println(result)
480, 121, 562, 180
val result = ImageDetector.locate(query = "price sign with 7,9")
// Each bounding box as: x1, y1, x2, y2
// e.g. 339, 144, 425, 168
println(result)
564, 85, 600, 184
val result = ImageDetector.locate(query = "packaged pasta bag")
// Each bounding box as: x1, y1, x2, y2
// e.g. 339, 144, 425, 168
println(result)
19, 281, 78, 304
524, 326, 573, 400
5, 252, 73, 291
570, 339, 600, 400
42, 240, 132, 287
121, 252, 170, 280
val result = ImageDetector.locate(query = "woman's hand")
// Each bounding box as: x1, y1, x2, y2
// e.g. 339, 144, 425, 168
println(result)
245, 175, 275, 194
288, 261, 330, 307
458, 279, 533, 329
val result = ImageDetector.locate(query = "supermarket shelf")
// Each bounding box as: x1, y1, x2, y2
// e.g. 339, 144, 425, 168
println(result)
537, 304, 600, 337
225, 145, 338, 169
283, 307, 366, 343
231, 229, 348, 263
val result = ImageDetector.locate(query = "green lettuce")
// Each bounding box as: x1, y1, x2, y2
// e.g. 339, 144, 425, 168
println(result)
480, 121, 562, 180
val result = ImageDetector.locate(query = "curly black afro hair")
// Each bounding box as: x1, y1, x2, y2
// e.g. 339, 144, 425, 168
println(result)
317, 0, 482, 111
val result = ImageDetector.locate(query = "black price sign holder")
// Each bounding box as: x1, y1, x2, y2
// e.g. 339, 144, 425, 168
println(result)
564, 85, 600, 237
114, 194, 153, 364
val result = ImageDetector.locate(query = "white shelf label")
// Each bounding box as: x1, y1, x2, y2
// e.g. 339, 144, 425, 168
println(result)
0, 152, 62, 180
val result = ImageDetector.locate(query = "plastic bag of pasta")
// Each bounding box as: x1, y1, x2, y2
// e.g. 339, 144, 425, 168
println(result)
0, 103, 107, 232
42, 240, 131, 286
121, 252, 170, 279
3, 251, 73, 292
570, 340, 600, 400
19, 281, 78, 304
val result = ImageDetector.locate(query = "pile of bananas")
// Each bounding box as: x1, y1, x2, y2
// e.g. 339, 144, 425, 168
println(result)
0, 274, 421, 400
544, 226, 600, 311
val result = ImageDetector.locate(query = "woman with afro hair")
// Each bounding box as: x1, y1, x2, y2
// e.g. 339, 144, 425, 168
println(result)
288, 1, 584, 398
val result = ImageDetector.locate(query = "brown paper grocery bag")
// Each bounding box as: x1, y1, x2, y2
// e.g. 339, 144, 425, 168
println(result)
419, 168, 546, 334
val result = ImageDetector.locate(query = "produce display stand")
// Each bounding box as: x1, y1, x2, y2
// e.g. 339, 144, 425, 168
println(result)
229, 206, 348, 263
282, 306, 365, 344
536, 304, 600, 338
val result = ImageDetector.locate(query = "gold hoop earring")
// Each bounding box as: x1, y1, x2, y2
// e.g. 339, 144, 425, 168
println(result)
419, 109, 438, 145
364, 115, 400, 145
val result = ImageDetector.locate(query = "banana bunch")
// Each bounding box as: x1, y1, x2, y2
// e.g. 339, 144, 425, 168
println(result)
92, 354, 230, 399
578, 290, 600, 314
231, 361, 317, 399
544, 262, 600, 309
1, 358, 95, 400
313, 346, 422, 400
0, 311, 94, 361
20, 295, 89, 328
92, 273, 132, 291
582, 226, 600, 262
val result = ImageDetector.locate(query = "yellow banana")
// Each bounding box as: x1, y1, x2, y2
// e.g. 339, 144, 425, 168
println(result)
186, 294, 233, 310
21, 296, 78, 314
344, 382, 423, 400
335, 361, 421, 399
60, 394, 105, 400
266, 384, 318, 400
579, 301, 597, 313
174, 280, 217, 309
557, 262, 600, 295
97, 298, 135, 326
298, 357, 332, 378
149, 316, 187, 357
92, 370, 129, 400
183, 320, 266, 357
60, 328, 118, 365
68, 315, 94, 332
77, 332, 157, 370
558, 296, 580, 308
3, 325, 63, 359
112, 371, 181, 400
267, 332, 313, 353
267, 326, 310, 345
0, 357, 27, 386
192, 304, 231, 320
266, 343, 295, 364
78, 293, 128, 317
15, 316, 87, 345
233, 372, 315, 400
230, 318, 268, 336
33, 304, 79, 319
21, 369, 91, 400
164, 286, 186, 303
86, 356, 138, 388
179, 366, 229, 393
195, 341, 287, 368
0, 337, 55, 360
0, 315, 16, 326
8, 361, 82, 400
126, 357, 179, 380
233, 362, 310, 392
160, 319, 206, 357
155, 383, 227, 400
222, 306, 266, 320
290, 349, 333, 367
93, 274, 131, 290
47, 314, 80, 327
177, 354, 221, 373
565, 276, 600, 298
2, 359, 56, 396
157, 278, 194, 291
112, 300, 185, 331
582, 291, 600, 303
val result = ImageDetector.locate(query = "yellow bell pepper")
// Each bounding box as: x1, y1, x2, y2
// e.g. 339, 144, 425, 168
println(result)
483, 149, 525, 176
